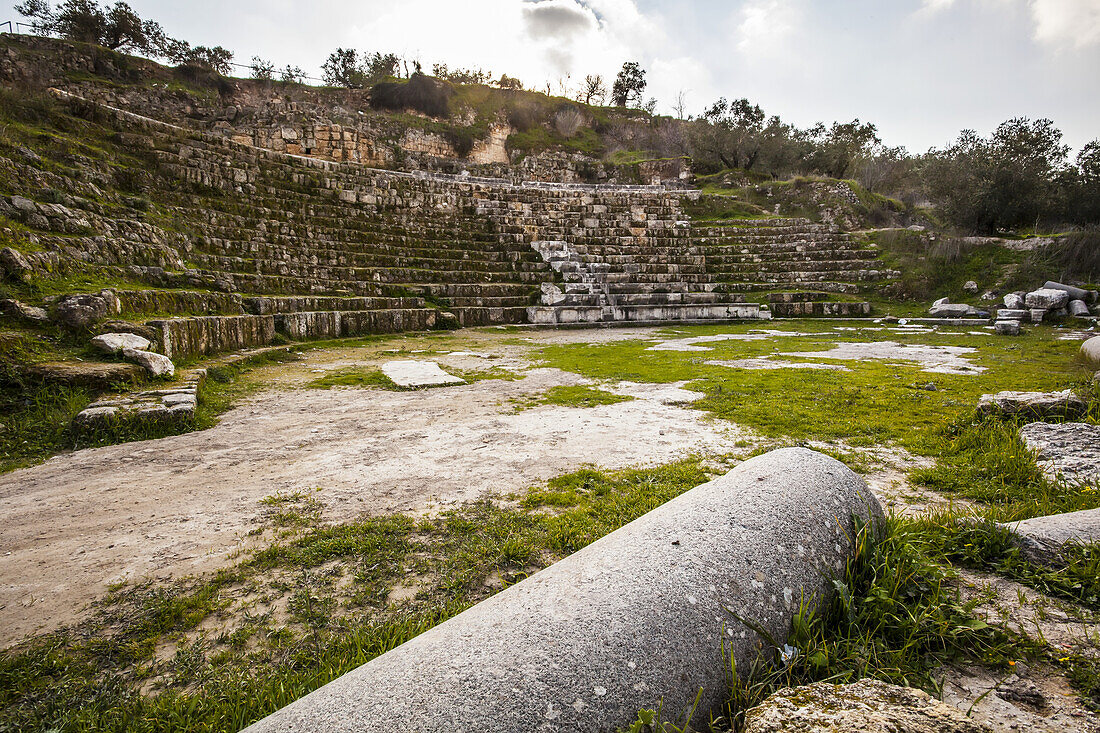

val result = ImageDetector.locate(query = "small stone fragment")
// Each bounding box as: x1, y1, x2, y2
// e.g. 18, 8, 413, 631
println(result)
0, 298, 48, 323
122, 348, 175, 377
963, 280, 978, 293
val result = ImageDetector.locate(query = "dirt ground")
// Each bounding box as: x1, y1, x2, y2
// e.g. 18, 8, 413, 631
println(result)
0, 328, 753, 646
2, 323, 1097, 732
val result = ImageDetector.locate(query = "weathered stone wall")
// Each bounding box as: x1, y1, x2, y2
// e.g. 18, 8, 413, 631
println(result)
115, 289, 245, 316
150, 315, 276, 360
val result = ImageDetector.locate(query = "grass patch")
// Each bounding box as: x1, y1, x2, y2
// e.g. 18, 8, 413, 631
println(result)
307, 365, 520, 390
535, 323, 1087, 455
511, 384, 634, 411
0, 461, 709, 732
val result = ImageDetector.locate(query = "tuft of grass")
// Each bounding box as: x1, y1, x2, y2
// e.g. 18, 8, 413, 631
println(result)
511, 384, 634, 411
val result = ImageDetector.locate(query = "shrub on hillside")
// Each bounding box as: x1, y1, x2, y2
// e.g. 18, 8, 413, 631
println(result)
369, 74, 451, 118
1036, 228, 1100, 284
553, 107, 585, 138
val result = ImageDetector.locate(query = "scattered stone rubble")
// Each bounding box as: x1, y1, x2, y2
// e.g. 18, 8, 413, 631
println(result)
926, 281, 1098, 335
74, 369, 204, 428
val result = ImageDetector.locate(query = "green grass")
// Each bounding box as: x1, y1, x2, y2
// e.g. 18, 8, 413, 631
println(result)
306, 365, 520, 390
535, 323, 1089, 454
0, 461, 709, 732
511, 384, 635, 411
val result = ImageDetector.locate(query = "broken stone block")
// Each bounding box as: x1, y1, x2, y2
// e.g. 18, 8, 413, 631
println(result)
1029, 308, 1046, 323
963, 280, 979, 293
1069, 299, 1090, 317
54, 290, 121, 329
0, 247, 33, 281
1024, 288, 1069, 310
90, 332, 152, 354
1002, 292, 1024, 309
122, 348, 174, 377
0, 298, 48, 323
928, 301, 973, 318
977, 389, 1085, 419
995, 308, 1028, 321
994, 320, 1020, 335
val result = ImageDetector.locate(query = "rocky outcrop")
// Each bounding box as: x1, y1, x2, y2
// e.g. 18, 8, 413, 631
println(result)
744, 679, 989, 733
977, 390, 1086, 419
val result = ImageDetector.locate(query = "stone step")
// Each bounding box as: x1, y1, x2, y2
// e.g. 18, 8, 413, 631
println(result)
527, 302, 769, 325
770, 301, 872, 317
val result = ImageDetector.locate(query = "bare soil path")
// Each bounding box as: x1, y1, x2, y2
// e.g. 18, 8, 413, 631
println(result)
0, 328, 749, 646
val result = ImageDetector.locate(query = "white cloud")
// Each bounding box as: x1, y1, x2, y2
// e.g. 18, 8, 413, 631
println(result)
734, 0, 802, 58
1031, 0, 1100, 48
915, 0, 1100, 48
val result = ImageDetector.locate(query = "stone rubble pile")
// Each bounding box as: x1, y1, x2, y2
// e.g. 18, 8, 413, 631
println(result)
996, 281, 1098, 329
74, 369, 205, 428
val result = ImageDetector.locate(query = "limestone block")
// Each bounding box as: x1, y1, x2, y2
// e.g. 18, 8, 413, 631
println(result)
243, 448, 882, 733
976, 389, 1085, 419
1025, 288, 1069, 310
1003, 292, 1024, 309
1007, 506, 1100, 567
1019, 421, 1100, 486
122, 348, 174, 377
1082, 336, 1100, 367
995, 308, 1028, 321
994, 320, 1020, 335
744, 679, 987, 733
90, 332, 152, 354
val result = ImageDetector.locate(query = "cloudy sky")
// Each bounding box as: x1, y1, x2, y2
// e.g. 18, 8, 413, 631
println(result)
107, 0, 1099, 154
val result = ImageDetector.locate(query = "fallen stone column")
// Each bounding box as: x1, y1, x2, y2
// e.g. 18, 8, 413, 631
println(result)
244, 448, 882, 733
1082, 335, 1100, 367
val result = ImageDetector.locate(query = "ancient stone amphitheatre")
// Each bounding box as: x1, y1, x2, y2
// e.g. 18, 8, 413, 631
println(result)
0, 25, 1099, 733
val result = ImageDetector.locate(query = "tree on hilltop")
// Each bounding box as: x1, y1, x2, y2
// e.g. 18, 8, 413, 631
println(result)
580, 74, 606, 105
611, 61, 646, 107
16, 0, 233, 74
15, 0, 165, 54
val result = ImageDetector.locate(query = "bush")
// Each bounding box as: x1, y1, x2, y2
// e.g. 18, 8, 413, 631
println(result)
369, 74, 451, 118
552, 107, 585, 138
1034, 228, 1100, 284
